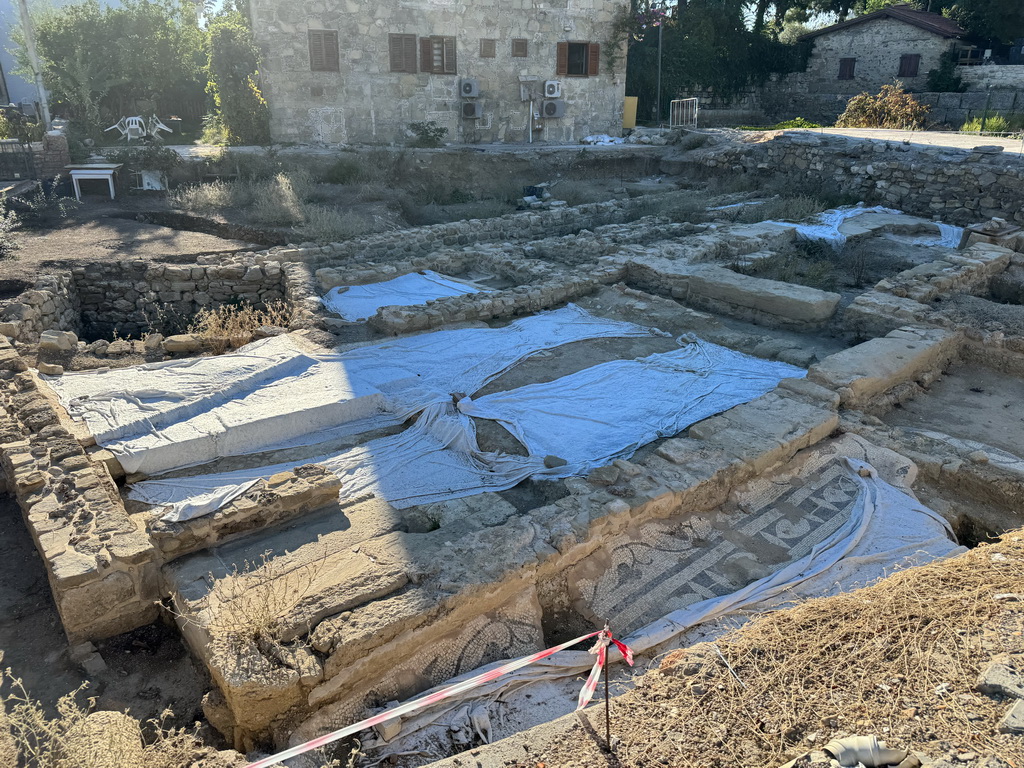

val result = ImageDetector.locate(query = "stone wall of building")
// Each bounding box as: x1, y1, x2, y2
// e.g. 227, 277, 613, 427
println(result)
802, 18, 951, 95
249, 0, 629, 144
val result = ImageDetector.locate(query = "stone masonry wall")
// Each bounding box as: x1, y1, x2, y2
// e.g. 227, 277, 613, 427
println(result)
249, 0, 628, 144
74, 259, 285, 339
801, 18, 951, 96
0, 274, 81, 344
688, 132, 1024, 225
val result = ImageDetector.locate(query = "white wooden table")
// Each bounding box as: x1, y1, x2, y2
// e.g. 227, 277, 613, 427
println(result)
65, 164, 123, 201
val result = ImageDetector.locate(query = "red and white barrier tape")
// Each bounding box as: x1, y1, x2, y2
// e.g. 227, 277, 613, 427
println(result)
245, 628, 632, 768
576, 627, 634, 711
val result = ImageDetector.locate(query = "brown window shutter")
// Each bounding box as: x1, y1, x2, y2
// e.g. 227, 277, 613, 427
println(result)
512, 38, 528, 57
587, 42, 600, 76
443, 36, 457, 74
324, 31, 339, 72
898, 53, 920, 77
480, 38, 496, 58
403, 35, 417, 73
556, 41, 568, 75
389, 34, 403, 72
421, 37, 434, 73
309, 30, 325, 71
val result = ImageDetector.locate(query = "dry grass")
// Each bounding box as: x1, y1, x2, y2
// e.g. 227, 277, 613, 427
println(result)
0, 660, 205, 768
187, 300, 292, 354
535, 532, 1024, 768
193, 547, 329, 650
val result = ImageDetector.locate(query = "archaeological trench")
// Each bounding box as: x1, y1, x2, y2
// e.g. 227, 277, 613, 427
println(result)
2, 131, 1024, 765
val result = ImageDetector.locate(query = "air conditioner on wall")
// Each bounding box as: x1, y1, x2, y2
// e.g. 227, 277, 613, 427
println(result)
541, 99, 566, 118
461, 78, 480, 97
544, 80, 561, 99
462, 101, 483, 119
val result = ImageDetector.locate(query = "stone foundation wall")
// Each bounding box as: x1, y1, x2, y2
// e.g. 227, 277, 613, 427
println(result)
0, 274, 80, 344
687, 132, 1024, 225
73, 259, 285, 339
250, 193, 697, 270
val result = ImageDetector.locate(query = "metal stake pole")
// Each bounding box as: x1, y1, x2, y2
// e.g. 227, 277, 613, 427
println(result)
604, 648, 611, 750
656, 22, 663, 126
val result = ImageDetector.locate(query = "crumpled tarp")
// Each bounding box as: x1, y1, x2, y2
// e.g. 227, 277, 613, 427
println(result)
44, 305, 660, 481
459, 339, 803, 474
130, 339, 801, 521
773, 204, 964, 249
320, 271, 488, 322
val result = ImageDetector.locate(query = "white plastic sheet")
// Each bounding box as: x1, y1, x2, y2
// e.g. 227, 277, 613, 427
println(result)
45, 305, 658, 481
131, 339, 801, 521
772, 204, 963, 249
320, 271, 488, 322
460, 339, 804, 474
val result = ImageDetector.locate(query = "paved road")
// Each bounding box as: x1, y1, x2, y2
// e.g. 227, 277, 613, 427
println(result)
787, 126, 1024, 154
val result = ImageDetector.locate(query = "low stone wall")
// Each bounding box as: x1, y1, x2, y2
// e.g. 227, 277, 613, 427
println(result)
76, 259, 285, 339
0, 274, 80, 344
369, 268, 622, 335
685, 67, 1024, 126
685, 132, 1024, 225
249, 192, 698, 270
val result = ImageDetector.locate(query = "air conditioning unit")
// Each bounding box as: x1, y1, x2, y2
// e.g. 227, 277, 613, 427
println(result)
460, 78, 480, 98
462, 101, 483, 119
544, 80, 562, 99
541, 99, 566, 118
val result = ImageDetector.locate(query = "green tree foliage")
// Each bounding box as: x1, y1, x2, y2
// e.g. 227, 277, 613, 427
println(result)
15, 0, 206, 135
835, 83, 930, 128
936, 0, 1024, 43
622, 0, 812, 122
206, 12, 270, 145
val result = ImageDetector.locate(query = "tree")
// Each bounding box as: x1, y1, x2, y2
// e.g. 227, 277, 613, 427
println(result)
13, 0, 206, 135
206, 12, 270, 145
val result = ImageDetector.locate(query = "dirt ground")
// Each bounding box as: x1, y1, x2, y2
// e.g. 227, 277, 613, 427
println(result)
884, 362, 1024, 458
0, 199, 257, 295
0, 496, 210, 727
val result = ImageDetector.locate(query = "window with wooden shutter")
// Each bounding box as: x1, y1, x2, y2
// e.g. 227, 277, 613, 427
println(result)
838, 57, 856, 80
420, 35, 457, 74
898, 53, 921, 78
480, 38, 496, 58
389, 33, 417, 73
309, 30, 340, 72
512, 38, 528, 57
563, 42, 590, 76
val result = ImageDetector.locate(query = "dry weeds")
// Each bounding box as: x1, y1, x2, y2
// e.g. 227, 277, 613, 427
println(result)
529, 533, 1024, 768
187, 300, 292, 354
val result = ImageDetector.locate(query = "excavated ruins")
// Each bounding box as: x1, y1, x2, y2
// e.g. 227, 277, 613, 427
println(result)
1, 131, 1023, 766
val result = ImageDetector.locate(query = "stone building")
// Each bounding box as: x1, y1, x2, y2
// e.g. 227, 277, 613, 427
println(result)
247, 0, 630, 145
797, 5, 965, 94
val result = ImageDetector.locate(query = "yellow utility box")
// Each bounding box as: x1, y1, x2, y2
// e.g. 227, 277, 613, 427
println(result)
623, 96, 638, 130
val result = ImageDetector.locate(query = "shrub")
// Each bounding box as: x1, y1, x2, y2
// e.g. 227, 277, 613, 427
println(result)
322, 156, 370, 184
0, 200, 19, 259
408, 120, 447, 148
736, 117, 822, 130
960, 113, 1024, 134
835, 84, 929, 130
104, 145, 183, 172
926, 50, 965, 93
188, 300, 292, 353
0, 111, 45, 143
18, 177, 78, 224
296, 205, 374, 242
